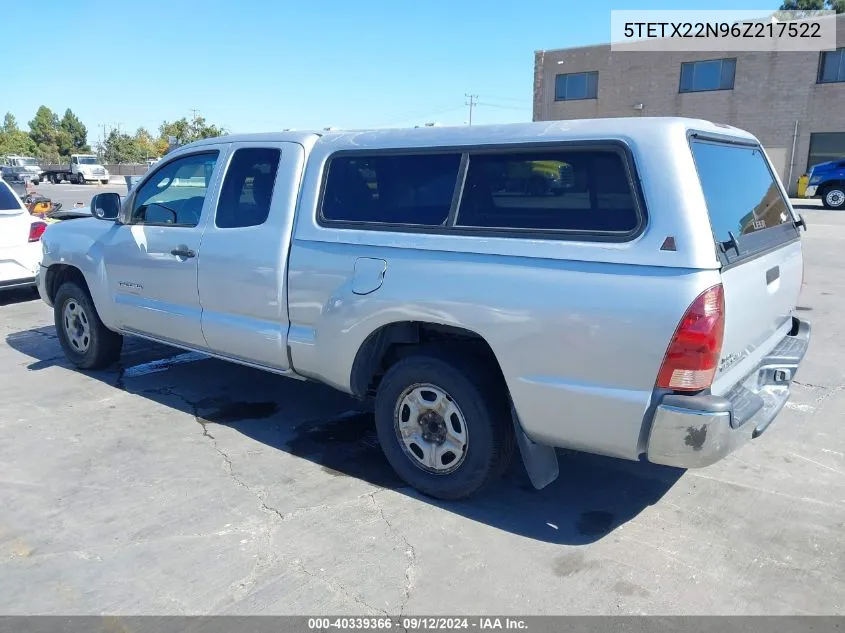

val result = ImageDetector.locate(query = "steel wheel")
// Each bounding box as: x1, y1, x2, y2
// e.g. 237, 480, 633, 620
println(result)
62, 299, 91, 353
394, 383, 468, 474
825, 188, 844, 209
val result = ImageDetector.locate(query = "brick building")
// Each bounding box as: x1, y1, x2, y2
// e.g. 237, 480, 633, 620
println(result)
533, 14, 845, 193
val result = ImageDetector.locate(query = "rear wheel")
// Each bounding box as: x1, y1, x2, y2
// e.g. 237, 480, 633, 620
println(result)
54, 282, 123, 369
374, 349, 514, 500
822, 186, 845, 210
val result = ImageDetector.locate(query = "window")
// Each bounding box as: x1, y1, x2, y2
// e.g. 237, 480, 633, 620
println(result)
679, 58, 736, 93
818, 48, 845, 83
456, 149, 639, 234
321, 153, 461, 226
130, 151, 219, 227
808, 132, 845, 169
690, 140, 795, 263
554, 72, 598, 101
0, 181, 23, 212
217, 148, 281, 228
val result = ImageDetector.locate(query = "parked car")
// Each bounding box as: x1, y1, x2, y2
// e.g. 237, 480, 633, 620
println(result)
36, 118, 810, 500
0, 179, 46, 291
803, 159, 845, 209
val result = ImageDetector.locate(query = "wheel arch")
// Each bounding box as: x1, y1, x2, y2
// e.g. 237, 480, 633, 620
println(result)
348, 320, 506, 399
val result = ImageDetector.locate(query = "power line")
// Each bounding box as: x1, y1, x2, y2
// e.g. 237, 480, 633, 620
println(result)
465, 94, 478, 126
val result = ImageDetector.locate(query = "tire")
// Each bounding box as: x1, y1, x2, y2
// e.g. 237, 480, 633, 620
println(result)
76, 173, 85, 185
821, 186, 845, 210
52, 174, 62, 184
100, 179, 108, 185
374, 348, 515, 500
32, 179, 40, 186
54, 281, 123, 370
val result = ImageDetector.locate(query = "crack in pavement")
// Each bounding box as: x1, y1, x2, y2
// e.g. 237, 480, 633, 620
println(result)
293, 559, 388, 615
369, 492, 416, 616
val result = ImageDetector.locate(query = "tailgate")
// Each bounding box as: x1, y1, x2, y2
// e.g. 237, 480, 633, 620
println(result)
689, 138, 802, 394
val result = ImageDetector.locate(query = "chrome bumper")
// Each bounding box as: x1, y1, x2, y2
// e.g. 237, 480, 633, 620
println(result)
647, 317, 811, 469
805, 185, 818, 197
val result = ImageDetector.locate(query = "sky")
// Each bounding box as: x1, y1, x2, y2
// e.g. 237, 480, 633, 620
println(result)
3, 0, 781, 146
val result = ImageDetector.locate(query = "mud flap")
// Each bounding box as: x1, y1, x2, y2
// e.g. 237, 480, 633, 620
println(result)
511, 402, 559, 489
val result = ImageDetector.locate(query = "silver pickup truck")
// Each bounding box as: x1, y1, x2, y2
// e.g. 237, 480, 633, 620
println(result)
37, 118, 810, 500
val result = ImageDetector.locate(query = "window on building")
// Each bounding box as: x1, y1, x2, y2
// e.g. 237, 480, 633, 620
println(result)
554, 72, 598, 101
818, 48, 845, 84
321, 153, 461, 226
455, 149, 640, 235
679, 58, 736, 93
216, 148, 281, 228
808, 132, 845, 169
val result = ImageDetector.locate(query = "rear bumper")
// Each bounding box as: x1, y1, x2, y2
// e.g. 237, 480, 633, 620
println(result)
646, 317, 811, 469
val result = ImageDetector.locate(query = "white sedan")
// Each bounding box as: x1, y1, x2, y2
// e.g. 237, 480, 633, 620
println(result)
0, 179, 46, 290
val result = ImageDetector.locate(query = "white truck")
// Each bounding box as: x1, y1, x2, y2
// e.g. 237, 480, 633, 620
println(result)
1, 155, 43, 185
41, 154, 110, 185
36, 120, 810, 500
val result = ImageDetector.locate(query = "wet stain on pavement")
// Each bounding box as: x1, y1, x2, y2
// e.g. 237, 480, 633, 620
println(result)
199, 401, 279, 424
287, 412, 403, 489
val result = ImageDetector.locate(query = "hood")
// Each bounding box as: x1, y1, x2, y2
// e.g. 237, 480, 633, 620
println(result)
810, 160, 841, 172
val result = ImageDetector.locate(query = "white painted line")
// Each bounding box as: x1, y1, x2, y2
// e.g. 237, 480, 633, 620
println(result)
122, 352, 209, 378
785, 401, 815, 413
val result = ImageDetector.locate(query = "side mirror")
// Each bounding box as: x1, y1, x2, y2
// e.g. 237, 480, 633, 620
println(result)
91, 192, 121, 220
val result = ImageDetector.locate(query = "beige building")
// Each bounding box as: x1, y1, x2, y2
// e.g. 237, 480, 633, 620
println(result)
533, 14, 845, 193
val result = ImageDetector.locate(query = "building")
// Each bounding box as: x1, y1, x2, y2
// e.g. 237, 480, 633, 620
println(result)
533, 14, 845, 193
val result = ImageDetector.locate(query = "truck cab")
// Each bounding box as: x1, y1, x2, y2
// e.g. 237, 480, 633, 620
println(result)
70, 154, 109, 185
804, 159, 845, 209
2, 155, 43, 185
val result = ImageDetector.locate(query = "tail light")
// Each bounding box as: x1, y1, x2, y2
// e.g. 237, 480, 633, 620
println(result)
28, 221, 47, 242
656, 284, 725, 392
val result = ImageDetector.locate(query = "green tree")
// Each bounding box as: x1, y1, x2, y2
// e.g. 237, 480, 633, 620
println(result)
0, 111, 38, 156
3, 112, 18, 134
28, 106, 60, 154
134, 127, 158, 159
102, 130, 144, 164
58, 109, 90, 154
158, 114, 226, 151
778, 0, 844, 11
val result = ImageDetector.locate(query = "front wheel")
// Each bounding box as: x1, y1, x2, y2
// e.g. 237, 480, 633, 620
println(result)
54, 282, 123, 369
100, 179, 108, 185
374, 349, 514, 500
76, 173, 85, 185
822, 186, 845, 210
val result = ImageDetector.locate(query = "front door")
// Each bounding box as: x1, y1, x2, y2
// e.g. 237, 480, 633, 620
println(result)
102, 149, 225, 349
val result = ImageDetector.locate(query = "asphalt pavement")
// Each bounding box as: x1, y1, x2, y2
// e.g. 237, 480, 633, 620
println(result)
0, 208, 843, 615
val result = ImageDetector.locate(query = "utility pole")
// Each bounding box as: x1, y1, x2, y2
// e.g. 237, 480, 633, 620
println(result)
190, 108, 200, 120
465, 93, 478, 126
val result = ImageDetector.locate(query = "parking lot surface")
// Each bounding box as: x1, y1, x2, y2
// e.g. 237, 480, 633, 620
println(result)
1, 211, 844, 615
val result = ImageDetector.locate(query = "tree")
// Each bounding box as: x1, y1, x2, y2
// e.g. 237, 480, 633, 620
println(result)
0, 111, 38, 156
3, 113, 18, 134
134, 127, 158, 159
59, 109, 90, 154
28, 106, 61, 155
778, 0, 844, 11
102, 129, 145, 164
158, 113, 226, 151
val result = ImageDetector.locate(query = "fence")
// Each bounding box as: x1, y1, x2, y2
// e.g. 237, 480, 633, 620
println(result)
41, 163, 151, 175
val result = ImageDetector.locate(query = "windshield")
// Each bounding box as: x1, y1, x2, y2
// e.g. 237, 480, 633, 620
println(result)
15, 158, 39, 167
78, 156, 99, 165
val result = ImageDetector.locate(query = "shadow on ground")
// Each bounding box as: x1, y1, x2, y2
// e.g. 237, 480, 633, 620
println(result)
0, 287, 40, 307
6, 325, 684, 545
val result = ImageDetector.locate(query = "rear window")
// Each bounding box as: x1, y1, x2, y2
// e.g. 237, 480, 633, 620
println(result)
690, 140, 796, 262
321, 154, 461, 226
0, 182, 23, 212
456, 150, 639, 234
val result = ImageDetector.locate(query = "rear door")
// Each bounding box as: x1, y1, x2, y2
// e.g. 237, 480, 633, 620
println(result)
197, 141, 304, 371
689, 137, 802, 393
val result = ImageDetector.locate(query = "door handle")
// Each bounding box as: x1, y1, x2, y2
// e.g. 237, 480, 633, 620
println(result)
171, 247, 196, 258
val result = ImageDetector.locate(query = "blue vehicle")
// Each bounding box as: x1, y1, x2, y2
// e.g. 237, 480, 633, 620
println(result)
805, 159, 845, 209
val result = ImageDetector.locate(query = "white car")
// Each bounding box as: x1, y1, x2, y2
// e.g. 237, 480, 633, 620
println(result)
0, 179, 45, 290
